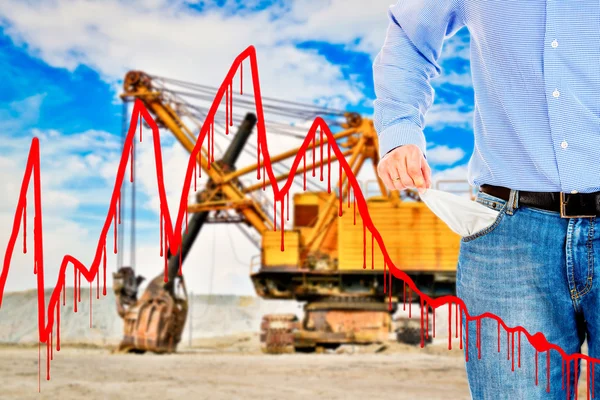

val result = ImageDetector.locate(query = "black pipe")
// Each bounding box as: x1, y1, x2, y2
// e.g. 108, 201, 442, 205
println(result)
164, 113, 257, 293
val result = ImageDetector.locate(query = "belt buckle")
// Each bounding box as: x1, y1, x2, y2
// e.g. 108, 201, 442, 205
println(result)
559, 192, 596, 218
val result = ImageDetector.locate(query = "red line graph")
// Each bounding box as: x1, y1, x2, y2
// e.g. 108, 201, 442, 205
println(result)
0, 45, 596, 395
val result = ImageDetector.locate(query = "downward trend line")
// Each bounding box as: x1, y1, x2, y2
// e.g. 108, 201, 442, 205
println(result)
0, 45, 595, 394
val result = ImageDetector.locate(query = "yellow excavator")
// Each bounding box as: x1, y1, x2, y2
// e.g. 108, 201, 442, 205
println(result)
112, 70, 472, 353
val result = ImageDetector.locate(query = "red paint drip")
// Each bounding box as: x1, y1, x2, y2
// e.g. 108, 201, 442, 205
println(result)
327, 143, 331, 193
477, 319, 481, 360
211, 120, 215, 163
448, 303, 452, 350
102, 243, 107, 296
371, 232, 374, 270
507, 328, 510, 360
280, 198, 284, 251
207, 123, 212, 167
73, 269, 77, 313
56, 303, 60, 351
511, 332, 515, 371
420, 300, 425, 348
319, 128, 324, 181
338, 163, 342, 216
225, 86, 229, 136
518, 331, 521, 368
160, 211, 163, 257
311, 132, 315, 177
388, 268, 392, 311
459, 308, 463, 350
193, 163, 197, 192
362, 221, 366, 269
455, 303, 459, 338
229, 81, 233, 127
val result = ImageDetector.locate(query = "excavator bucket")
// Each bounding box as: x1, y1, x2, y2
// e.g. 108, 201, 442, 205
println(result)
114, 272, 188, 353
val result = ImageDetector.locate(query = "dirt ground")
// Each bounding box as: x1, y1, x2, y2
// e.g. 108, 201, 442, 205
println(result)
0, 335, 471, 400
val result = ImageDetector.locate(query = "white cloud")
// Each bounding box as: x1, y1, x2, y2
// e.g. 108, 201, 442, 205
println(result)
283, 0, 394, 56
426, 144, 466, 166
0, 94, 46, 132
426, 98, 473, 131
429, 164, 473, 196
0, 0, 370, 108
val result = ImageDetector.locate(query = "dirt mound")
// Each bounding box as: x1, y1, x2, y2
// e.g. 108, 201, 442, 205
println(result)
0, 288, 300, 347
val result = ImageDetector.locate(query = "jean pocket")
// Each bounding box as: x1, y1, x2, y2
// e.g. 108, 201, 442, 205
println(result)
460, 195, 509, 243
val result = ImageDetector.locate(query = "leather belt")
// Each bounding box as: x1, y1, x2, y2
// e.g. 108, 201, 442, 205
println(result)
479, 184, 600, 218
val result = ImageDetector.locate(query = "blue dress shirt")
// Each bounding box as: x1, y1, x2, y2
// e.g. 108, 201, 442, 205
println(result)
373, 0, 600, 194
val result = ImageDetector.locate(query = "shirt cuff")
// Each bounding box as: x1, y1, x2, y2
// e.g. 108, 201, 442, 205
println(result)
377, 121, 427, 160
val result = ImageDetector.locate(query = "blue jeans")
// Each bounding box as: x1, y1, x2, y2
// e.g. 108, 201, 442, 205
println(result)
457, 188, 600, 399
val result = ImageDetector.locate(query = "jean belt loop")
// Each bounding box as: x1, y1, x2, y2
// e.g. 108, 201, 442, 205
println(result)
506, 189, 519, 215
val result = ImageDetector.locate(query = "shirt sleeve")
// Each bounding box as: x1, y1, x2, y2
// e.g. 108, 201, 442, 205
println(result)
373, 0, 466, 159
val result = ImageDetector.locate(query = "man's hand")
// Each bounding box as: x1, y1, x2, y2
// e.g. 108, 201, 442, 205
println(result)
377, 144, 432, 194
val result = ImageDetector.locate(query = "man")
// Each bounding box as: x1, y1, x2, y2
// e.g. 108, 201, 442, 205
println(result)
373, 1, 600, 399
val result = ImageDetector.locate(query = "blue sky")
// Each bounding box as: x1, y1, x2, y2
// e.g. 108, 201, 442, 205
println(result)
0, 0, 474, 294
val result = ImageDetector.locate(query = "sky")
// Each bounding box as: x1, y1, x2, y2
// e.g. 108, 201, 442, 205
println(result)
0, 0, 474, 296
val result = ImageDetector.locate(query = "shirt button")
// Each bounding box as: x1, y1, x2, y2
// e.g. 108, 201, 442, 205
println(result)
551, 39, 558, 48
571, 190, 578, 194
561, 141, 568, 149
553, 89, 560, 98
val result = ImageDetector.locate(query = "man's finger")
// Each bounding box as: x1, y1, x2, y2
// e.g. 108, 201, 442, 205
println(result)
380, 169, 395, 192
422, 160, 432, 188
395, 160, 413, 190
407, 153, 425, 189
